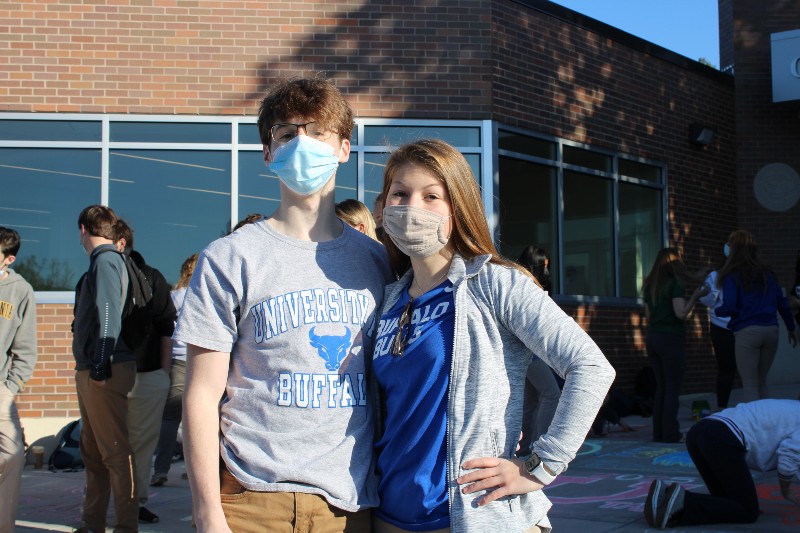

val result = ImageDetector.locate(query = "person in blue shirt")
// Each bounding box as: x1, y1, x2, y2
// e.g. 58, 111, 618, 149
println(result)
715, 230, 798, 403
372, 139, 615, 533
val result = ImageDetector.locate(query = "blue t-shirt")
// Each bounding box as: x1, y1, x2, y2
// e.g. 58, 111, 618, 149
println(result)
373, 280, 455, 531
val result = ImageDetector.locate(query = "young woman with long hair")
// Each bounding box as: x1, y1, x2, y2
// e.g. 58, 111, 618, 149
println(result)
642, 248, 708, 443
371, 139, 615, 533
715, 230, 798, 402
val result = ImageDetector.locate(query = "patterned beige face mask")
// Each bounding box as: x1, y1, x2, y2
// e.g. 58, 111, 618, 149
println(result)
382, 205, 451, 258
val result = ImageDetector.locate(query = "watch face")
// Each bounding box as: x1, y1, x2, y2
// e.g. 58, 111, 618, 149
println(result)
524, 454, 540, 474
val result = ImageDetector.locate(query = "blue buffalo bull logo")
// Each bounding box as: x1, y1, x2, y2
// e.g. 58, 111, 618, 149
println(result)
309, 326, 352, 371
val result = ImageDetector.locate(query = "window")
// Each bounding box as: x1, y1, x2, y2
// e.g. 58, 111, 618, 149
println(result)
563, 171, 614, 296
0, 148, 101, 290
497, 127, 665, 299
1, 115, 485, 294
109, 150, 231, 286
498, 157, 557, 289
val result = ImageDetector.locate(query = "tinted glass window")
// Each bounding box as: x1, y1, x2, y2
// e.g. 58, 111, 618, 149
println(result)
563, 171, 614, 296
109, 150, 231, 286
364, 126, 480, 147
498, 157, 558, 291
0, 148, 101, 290
498, 131, 556, 160
619, 184, 662, 297
563, 145, 611, 172
111, 122, 231, 144
238, 123, 263, 145
0, 120, 101, 142
619, 158, 662, 183
239, 151, 281, 223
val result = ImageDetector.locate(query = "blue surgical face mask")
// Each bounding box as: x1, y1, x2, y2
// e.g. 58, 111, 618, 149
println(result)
723, 243, 730, 257
268, 135, 341, 196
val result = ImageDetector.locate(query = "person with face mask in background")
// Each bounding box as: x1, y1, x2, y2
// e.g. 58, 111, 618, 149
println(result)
371, 139, 615, 533
715, 230, 798, 403
175, 76, 393, 533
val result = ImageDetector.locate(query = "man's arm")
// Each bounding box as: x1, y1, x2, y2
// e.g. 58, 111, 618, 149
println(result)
4, 284, 37, 394
90, 253, 126, 381
184, 343, 232, 532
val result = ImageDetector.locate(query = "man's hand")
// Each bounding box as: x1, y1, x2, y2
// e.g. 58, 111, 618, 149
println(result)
90, 379, 107, 387
457, 457, 543, 506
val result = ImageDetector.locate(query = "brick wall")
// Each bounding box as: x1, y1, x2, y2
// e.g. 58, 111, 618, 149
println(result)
490, 1, 736, 393
4, 0, 742, 412
729, 0, 800, 286
17, 304, 79, 419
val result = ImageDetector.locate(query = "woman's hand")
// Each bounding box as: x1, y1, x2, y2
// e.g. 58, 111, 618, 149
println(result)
457, 457, 544, 506
788, 330, 799, 348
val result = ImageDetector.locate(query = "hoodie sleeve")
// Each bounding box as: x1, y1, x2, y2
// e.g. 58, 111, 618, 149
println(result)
4, 280, 37, 395
776, 429, 800, 481
90, 252, 127, 381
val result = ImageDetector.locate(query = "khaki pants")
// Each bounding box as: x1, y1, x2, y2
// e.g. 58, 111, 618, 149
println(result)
219, 466, 371, 533
373, 516, 542, 533
76, 361, 138, 533
0, 387, 24, 533
127, 368, 170, 503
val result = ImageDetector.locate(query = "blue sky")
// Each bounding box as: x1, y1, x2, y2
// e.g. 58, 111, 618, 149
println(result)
550, 0, 720, 67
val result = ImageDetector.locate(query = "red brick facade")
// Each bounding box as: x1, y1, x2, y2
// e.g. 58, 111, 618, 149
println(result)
721, 0, 800, 285
3, 0, 747, 418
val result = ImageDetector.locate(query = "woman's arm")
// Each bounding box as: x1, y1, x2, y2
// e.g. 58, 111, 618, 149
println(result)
673, 283, 710, 320
458, 267, 615, 505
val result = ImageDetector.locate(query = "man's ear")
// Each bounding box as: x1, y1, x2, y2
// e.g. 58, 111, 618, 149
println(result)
263, 145, 271, 164
3, 254, 15, 267
338, 138, 351, 164
115, 238, 126, 253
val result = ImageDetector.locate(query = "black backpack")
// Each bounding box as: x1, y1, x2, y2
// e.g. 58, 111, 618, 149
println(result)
49, 419, 84, 471
96, 248, 154, 352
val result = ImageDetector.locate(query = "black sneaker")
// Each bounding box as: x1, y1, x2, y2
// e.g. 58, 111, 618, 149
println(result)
138, 506, 160, 524
150, 473, 168, 487
644, 479, 665, 527
656, 483, 685, 529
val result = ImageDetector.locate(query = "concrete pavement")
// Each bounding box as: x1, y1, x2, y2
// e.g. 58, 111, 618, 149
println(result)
14, 383, 800, 532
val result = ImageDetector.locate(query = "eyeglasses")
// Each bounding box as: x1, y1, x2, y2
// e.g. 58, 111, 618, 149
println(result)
390, 298, 414, 357
269, 122, 337, 146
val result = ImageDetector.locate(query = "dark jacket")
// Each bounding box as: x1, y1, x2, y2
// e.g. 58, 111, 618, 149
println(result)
72, 244, 131, 380
129, 250, 176, 372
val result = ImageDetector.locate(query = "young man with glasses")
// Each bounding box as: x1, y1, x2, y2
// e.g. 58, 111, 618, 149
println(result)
176, 76, 392, 533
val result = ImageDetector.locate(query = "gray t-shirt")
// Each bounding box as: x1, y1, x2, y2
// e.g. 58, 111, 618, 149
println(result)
174, 219, 392, 512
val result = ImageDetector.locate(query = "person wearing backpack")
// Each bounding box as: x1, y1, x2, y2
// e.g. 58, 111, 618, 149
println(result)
0, 227, 37, 532
73, 205, 138, 533
115, 220, 177, 525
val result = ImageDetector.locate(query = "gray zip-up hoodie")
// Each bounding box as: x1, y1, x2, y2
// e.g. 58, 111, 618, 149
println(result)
0, 268, 37, 395
72, 243, 130, 380
376, 254, 615, 533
